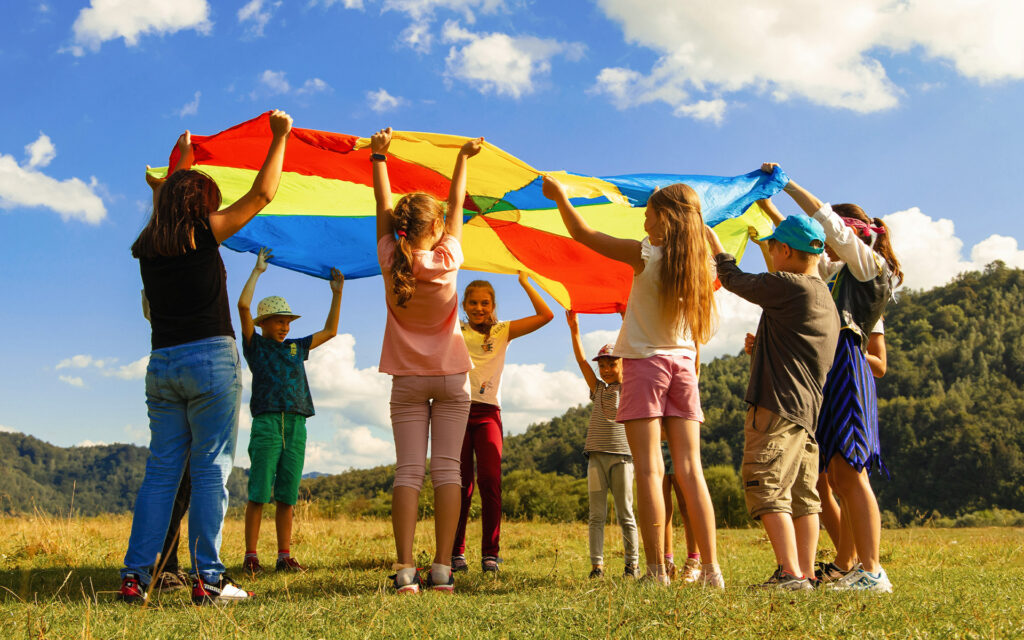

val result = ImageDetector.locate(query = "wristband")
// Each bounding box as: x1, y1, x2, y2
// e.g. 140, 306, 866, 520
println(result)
370, 153, 387, 162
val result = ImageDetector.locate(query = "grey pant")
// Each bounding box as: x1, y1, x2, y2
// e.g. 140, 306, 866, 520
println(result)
587, 452, 640, 566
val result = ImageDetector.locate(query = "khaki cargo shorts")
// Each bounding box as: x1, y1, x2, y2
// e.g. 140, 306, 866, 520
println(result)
741, 406, 821, 519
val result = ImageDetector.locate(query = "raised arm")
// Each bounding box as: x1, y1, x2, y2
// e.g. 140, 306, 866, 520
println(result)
446, 137, 484, 241
566, 311, 598, 394
238, 247, 272, 342
761, 163, 823, 216
145, 131, 195, 211
749, 226, 775, 273
311, 268, 344, 349
209, 110, 293, 243
508, 272, 555, 340
541, 175, 643, 272
371, 127, 394, 241
756, 197, 785, 226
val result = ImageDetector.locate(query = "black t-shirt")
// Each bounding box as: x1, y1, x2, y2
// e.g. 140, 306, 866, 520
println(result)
139, 224, 235, 350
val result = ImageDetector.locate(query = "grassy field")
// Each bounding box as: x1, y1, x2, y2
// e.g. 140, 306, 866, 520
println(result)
0, 511, 1022, 639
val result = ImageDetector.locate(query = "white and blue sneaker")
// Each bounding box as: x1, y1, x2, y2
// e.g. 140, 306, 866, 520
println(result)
828, 563, 893, 593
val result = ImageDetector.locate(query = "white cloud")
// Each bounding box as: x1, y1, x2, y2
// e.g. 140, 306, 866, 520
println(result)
383, 0, 507, 51
305, 334, 392, 428
367, 88, 403, 112
56, 354, 107, 370
442, 21, 584, 98
59, 375, 85, 388
75, 439, 108, 447
593, 0, 1024, 121
54, 353, 148, 382
238, 0, 280, 37
581, 329, 619, 360
253, 71, 330, 98
881, 208, 1024, 290
107, 356, 150, 380
302, 424, 396, 473
177, 91, 201, 117
500, 363, 585, 433
0, 138, 106, 224
69, 0, 211, 55
0, 425, 17, 433
24, 133, 56, 168
311, 0, 364, 9
705, 289, 763, 361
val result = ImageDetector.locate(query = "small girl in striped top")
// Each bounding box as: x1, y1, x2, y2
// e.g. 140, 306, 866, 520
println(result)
567, 311, 640, 580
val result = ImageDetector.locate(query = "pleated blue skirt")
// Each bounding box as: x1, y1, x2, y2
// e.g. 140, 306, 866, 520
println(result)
817, 330, 887, 475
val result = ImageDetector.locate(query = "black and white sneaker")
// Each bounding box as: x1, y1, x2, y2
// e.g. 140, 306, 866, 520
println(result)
753, 566, 812, 591
191, 573, 254, 605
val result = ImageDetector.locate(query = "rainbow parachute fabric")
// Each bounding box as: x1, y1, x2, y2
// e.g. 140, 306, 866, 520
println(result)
150, 112, 789, 313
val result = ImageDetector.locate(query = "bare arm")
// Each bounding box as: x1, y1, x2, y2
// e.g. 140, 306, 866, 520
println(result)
311, 268, 344, 349
508, 273, 555, 340
756, 197, 785, 226
761, 164, 823, 216
566, 311, 598, 394
542, 175, 643, 272
144, 131, 195, 210
445, 137, 484, 241
866, 332, 887, 378
749, 226, 775, 273
209, 110, 293, 243
237, 247, 272, 342
371, 128, 393, 241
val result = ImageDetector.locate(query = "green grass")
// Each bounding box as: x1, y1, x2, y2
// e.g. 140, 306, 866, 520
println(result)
1, 512, 1022, 638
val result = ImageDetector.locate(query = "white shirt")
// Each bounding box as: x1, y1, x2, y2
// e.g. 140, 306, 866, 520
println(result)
461, 320, 511, 406
613, 237, 697, 359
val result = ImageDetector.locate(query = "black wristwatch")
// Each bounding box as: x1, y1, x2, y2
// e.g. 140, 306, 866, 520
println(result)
370, 153, 387, 162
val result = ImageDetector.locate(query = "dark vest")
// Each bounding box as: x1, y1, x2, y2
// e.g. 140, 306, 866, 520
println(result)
828, 263, 891, 352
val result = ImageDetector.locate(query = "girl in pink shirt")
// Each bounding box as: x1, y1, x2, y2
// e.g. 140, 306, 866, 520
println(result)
371, 127, 483, 593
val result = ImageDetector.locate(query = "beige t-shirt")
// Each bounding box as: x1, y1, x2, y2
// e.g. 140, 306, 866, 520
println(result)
461, 320, 511, 406
613, 237, 697, 359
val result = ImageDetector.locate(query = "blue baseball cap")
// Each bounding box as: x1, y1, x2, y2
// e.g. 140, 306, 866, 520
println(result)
758, 215, 826, 254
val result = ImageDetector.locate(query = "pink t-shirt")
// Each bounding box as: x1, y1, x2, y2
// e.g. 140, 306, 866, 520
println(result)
377, 234, 472, 376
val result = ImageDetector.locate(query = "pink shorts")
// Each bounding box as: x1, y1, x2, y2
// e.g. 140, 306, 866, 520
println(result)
616, 354, 704, 423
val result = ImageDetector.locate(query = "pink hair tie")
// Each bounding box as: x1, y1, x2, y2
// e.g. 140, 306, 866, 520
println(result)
841, 217, 886, 236
396, 230, 407, 238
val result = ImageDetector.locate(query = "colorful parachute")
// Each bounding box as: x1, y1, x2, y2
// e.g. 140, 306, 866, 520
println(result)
149, 112, 789, 313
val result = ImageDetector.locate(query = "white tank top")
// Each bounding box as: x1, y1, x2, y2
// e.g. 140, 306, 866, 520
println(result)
613, 237, 697, 359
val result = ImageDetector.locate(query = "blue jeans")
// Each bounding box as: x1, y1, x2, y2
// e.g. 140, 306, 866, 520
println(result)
122, 336, 241, 584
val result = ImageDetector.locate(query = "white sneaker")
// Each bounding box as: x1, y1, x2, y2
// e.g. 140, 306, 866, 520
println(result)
698, 565, 725, 589
682, 558, 702, 584
829, 564, 893, 593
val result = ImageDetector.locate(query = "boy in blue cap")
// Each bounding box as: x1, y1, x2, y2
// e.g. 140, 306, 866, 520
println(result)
704, 209, 840, 590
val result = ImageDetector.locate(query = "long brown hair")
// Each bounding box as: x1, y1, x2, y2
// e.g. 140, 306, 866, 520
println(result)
131, 170, 221, 259
832, 203, 904, 287
390, 192, 445, 307
646, 183, 717, 344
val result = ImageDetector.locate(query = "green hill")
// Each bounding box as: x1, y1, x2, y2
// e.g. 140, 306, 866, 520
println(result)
0, 432, 248, 516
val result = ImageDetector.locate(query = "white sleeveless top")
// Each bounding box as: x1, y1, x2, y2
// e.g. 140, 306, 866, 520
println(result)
613, 237, 697, 359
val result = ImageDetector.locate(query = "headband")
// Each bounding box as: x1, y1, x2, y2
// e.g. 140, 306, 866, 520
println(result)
841, 217, 886, 236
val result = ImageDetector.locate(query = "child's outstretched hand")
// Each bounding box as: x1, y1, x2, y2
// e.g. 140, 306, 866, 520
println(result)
760, 162, 780, 174
330, 267, 344, 292
371, 127, 392, 155
255, 247, 273, 273
541, 174, 566, 202
747, 226, 764, 244
460, 137, 484, 158
566, 309, 578, 331
269, 110, 293, 138
744, 332, 755, 355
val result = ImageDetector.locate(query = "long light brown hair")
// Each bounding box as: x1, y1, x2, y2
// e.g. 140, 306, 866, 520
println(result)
390, 192, 445, 307
131, 170, 221, 259
833, 203, 904, 287
647, 183, 717, 345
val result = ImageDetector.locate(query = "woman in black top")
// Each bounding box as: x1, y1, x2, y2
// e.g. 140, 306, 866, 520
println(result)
119, 110, 292, 605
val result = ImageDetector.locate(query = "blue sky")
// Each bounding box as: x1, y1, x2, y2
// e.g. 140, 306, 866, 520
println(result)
2, 0, 1023, 473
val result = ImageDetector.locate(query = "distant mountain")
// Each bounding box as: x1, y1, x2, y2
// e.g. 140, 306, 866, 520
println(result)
302, 471, 329, 479
0, 432, 248, 516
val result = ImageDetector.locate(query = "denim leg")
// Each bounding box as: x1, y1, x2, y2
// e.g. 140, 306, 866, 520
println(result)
122, 353, 191, 583
184, 339, 241, 583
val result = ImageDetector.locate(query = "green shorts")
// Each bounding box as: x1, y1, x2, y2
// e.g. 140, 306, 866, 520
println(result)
247, 412, 307, 505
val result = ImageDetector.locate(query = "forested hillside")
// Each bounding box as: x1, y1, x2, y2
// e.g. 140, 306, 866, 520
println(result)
0, 432, 248, 516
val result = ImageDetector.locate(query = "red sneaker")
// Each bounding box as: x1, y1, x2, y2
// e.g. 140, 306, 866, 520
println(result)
116, 574, 148, 604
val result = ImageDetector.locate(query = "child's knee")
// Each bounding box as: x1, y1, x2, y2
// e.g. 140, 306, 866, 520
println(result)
429, 462, 461, 488
394, 464, 426, 491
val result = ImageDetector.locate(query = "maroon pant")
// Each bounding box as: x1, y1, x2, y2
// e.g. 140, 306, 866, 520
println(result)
452, 402, 503, 558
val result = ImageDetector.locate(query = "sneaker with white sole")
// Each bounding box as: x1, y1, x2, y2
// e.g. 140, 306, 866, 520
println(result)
753, 566, 813, 591
390, 570, 423, 594
191, 574, 253, 605
681, 558, 702, 584
425, 569, 455, 593
451, 555, 468, 573
698, 566, 726, 589
482, 556, 500, 573
828, 565, 893, 593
